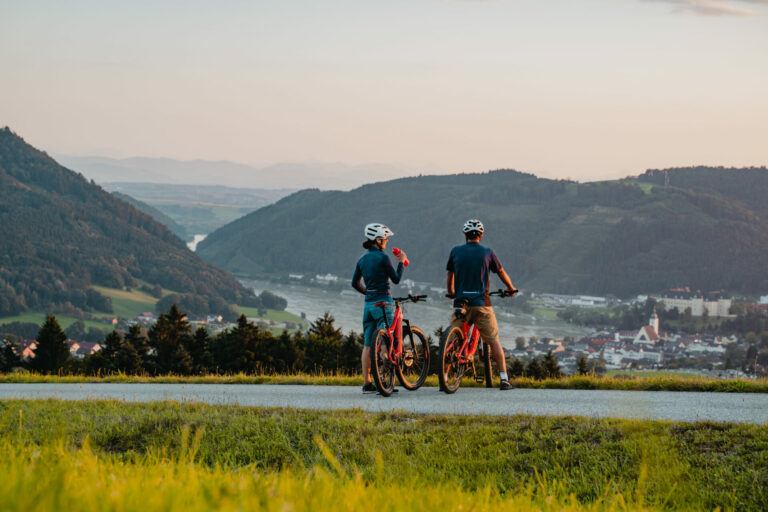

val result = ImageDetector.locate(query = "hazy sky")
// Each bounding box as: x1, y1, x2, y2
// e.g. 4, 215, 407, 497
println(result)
2, 0, 767, 181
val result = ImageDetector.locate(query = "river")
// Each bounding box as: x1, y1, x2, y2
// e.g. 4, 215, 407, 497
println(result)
241, 279, 591, 349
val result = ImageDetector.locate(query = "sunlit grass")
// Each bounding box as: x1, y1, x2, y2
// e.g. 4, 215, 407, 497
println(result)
1, 399, 765, 511
2, 371, 766, 392
0, 438, 659, 512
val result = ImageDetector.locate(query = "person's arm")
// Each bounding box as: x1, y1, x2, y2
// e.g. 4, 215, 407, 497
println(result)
445, 248, 456, 298
351, 264, 366, 295
385, 256, 404, 284
490, 250, 517, 293
497, 268, 517, 293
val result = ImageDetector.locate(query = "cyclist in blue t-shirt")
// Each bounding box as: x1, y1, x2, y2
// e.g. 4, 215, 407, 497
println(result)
352, 223, 407, 393
446, 219, 518, 390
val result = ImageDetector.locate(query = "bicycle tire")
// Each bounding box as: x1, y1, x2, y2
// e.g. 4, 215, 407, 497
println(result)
438, 326, 465, 394
481, 341, 493, 388
371, 329, 395, 397
396, 326, 429, 390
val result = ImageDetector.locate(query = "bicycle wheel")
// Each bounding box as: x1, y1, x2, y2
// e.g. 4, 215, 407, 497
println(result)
371, 329, 395, 397
396, 326, 429, 390
438, 326, 465, 394
480, 341, 493, 388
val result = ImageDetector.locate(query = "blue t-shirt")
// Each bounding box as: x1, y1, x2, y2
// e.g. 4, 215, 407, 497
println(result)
446, 242, 503, 307
352, 248, 404, 302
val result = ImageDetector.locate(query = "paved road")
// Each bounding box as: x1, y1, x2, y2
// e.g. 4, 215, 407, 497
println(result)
2, 383, 767, 424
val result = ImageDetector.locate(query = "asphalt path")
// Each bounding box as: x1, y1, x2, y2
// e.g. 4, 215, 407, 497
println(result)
2, 383, 767, 424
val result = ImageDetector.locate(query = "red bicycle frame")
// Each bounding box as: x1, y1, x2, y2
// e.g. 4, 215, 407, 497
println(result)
459, 323, 482, 363
376, 301, 404, 364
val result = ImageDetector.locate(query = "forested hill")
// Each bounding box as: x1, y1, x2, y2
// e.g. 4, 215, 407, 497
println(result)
0, 128, 257, 317
198, 168, 768, 297
111, 191, 189, 241
639, 167, 768, 219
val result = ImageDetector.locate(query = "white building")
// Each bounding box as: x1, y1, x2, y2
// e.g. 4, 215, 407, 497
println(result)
659, 291, 733, 317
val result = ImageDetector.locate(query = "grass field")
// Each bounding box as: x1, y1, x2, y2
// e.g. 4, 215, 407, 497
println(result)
0, 313, 112, 331
234, 306, 305, 325
0, 283, 301, 329
1, 399, 766, 511
92, 285, 161, 319
532, 306, 560, 319
2, 372, 767, 392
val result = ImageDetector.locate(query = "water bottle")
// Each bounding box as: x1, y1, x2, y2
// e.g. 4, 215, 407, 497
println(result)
392, 247, 409, 267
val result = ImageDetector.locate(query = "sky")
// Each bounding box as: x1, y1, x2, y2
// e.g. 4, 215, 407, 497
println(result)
1, 0, 767, 182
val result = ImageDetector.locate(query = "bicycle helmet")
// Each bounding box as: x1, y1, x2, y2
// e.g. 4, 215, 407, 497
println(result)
364, 223, 394, 240
462, 219, 485, 234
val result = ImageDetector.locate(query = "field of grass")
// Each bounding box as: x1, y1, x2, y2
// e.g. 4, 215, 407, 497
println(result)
92, 285, 159, 319
0, 313, 112, 331
1, 399, 766, 511
532, 306, 560, 319
2, 372, 767, 392
235, 306, 304, 324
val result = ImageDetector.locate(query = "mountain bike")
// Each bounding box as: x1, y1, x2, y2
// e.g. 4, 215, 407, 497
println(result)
370, 294, 430, 397
438, 289, 517, 394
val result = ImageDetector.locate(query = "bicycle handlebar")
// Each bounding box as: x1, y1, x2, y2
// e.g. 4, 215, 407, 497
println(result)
489, 288, 518, 297
393, 294, 428, 303
445, 289, 518, 299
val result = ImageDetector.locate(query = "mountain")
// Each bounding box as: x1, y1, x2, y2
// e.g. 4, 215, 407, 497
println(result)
198, 168, 768, 297
111, 191, 189, 241
55, 155, 419, 190
103, 183, 296, 236
0, 127, 259, 317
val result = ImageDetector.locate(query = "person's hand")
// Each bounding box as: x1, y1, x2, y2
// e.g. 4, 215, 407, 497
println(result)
394, 249, 407, 263
445, 292, 455, 299
506, 287, 518, 297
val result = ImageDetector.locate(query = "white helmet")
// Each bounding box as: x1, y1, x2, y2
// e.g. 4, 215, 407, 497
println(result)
364, 223, 394, 240
462, 219, 485, 234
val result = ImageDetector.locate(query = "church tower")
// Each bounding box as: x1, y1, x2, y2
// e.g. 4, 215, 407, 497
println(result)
649, 308, 659, 334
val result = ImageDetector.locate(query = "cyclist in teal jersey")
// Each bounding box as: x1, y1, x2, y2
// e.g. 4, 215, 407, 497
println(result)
352, 223, 407, 393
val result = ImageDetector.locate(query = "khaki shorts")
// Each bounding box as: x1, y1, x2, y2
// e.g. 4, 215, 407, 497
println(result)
450, 306, 499, 346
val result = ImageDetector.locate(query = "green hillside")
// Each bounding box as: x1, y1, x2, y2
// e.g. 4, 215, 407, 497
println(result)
111, 191, 189, 241
0, 127, 259, 318
198, 168, 768, 297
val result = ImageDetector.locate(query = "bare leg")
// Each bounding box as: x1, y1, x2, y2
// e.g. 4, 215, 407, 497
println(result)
362, 346, 371, 384
489, 340, 507, 374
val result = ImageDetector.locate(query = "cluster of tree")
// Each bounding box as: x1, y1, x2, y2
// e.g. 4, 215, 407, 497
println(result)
0, 127, 259, 317
199, 167, 768, 297
505, 351, 563, 380
6, 306, 362, 376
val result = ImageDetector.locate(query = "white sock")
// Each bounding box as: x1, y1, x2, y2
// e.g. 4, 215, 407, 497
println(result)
500, 371, 508, 381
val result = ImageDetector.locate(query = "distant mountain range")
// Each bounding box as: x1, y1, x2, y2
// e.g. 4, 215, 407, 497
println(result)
198, 167, 768, 297
55, 154, 420, 190
0, 128, 259, 317
105, 183, 296, 238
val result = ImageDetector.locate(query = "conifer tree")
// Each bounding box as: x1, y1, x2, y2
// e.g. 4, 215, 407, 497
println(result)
526, 357, 544, 380
125, 324, 151, 373
1, 337, 21, 372
577, 354, 589, 375
509, 358, 525, 378
309, 312, 343, 340
187, 326, 213, 374
30, 315, 70, 373
150, 304, 193, 374
543, 350, 562, 379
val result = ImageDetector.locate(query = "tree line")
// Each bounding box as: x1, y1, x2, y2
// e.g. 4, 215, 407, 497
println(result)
2, 303, 566, 380
1, 305, 361, 375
